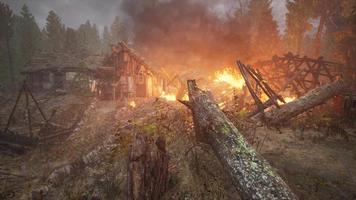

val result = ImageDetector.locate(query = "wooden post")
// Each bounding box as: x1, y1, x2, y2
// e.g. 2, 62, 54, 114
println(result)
25, 89, 33, 138
3, 85, 24, 133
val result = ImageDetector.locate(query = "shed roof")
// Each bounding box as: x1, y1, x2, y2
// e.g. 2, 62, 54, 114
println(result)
22, 52, 104, 74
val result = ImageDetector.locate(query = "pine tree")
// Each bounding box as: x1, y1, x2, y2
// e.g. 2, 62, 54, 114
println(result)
64, 27, 79, 53
77, 20, 91, 54
45, 10, 65, 52
285, 0, 313, 54
102, 26, 111, 54
111, 16, 128, 44
247, 0, 281, 59
19, 4, 41, 63
77, 20, 101, 54
0, 2, 15, 82
90, 24, 101, 54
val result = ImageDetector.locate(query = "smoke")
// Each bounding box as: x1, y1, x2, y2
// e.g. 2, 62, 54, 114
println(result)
120, 0, 252, 74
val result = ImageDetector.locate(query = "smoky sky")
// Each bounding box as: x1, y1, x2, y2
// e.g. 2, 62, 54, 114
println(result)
3, 0, 287, 35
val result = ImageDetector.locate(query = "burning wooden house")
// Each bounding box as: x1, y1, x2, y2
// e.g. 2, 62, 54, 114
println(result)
22, 52, 103, 91
95, 42, 168, 99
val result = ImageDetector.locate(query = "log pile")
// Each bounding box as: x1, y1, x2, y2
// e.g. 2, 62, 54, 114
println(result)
181, 80, 298, 200
127, 134, 169, 200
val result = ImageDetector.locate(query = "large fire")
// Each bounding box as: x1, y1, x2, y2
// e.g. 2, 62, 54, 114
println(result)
214, 68, 245, 89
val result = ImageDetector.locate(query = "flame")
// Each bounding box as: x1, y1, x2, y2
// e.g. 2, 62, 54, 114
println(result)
284, 96, 296, 103
218, 102, 226, 109
160, 91, 177, 101
182, 93, 189, 101
277, 96, 296, 105
214, 68, 245, 89
261, 93, 269, 102
129, 101, 136, 108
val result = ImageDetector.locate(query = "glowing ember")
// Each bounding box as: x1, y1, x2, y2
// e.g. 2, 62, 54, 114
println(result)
214, 68, 245, 89
129, 101, 136, 108
160, 91, 177, 101
218, 102, 226, 109
284, 96, 296, 103
278, 96, 296, 105
182, 93, 189, 101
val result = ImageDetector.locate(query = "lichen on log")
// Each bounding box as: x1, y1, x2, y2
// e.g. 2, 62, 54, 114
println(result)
184, 80, 298, 200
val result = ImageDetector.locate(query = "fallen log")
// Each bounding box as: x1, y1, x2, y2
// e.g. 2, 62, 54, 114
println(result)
181, 80, 297, 200
262, 79, 349, 124
127, 134, 169, 200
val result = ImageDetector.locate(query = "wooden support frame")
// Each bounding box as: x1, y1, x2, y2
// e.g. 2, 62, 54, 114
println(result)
236, 61, 284, 117
254, 53, 341, 97
2, 81, 47, 143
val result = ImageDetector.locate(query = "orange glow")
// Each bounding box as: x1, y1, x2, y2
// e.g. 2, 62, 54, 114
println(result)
160, 91, 177, 101
261, 93, 269, 102
182, 93, 189, 101
284, 96, 296, 103
214, 68, 245, 89
218, 102, 226, 109
278, 96, 296, 105
129, 101, 136, 108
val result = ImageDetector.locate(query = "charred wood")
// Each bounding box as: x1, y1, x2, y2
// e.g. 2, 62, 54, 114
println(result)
127, 134, 169, 200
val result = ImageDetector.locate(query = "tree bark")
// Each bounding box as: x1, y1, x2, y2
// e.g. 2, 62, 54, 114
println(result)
127, 134, 169, 200
313, 10, 327, 57
263, 80, 349, 125
6, 37, 15, 83
183, 80, 298, 200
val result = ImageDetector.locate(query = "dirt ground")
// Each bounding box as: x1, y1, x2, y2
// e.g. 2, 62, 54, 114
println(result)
0, 93, 355, 200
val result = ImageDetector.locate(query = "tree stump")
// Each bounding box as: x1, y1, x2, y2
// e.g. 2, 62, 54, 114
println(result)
127, 134, 169, 200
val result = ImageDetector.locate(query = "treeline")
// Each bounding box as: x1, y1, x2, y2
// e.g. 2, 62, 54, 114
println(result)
0, 3, 127, 83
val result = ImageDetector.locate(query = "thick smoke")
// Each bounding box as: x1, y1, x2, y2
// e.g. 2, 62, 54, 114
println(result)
121, 0, 252, 74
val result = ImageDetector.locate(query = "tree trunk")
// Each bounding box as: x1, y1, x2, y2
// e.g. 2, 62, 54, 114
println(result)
6, 37, 15, 83
263, 80, 349, 124
127, 134, 169, 200
182, 80, 298, 200
314, 10, 327, 57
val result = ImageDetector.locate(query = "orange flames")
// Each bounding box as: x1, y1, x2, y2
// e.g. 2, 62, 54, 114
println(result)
284, 96, 296, 103
160, 91, 177, 101
129, 101, 136, 108
214, 68, 245, 89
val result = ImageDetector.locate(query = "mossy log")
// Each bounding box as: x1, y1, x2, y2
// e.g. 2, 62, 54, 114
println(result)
127, 134, 169, 200
263, 80, 349, 124
182, 80, 298, 200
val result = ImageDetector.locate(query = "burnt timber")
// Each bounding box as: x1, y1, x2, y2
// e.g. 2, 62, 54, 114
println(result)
255, 52, 342, 97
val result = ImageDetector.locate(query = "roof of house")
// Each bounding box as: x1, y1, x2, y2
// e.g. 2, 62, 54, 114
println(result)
22, 52, 105, 74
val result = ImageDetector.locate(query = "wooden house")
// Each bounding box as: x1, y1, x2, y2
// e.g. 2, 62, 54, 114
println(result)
95, 42, 167, 99
22, 52, 103, 91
